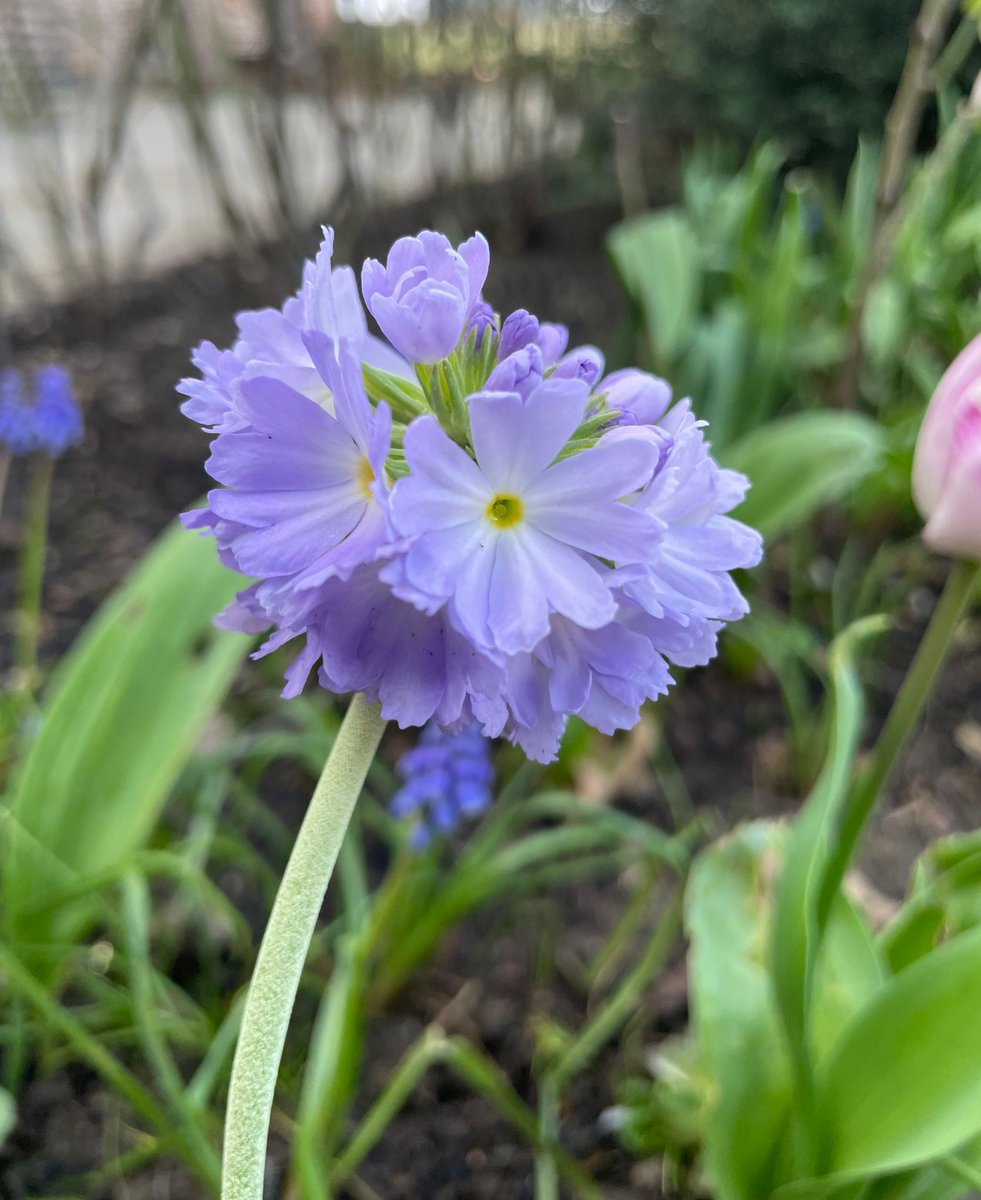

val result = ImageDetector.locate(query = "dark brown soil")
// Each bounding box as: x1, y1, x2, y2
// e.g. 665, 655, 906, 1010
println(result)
2, 189, 980, 1200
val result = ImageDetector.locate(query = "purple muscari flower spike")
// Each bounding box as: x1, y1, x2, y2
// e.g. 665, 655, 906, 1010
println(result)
32, 365, 83, 457
391, 722, 494, 847
0, 369, 36, 455
361, 231, 490, 364
465, 300, 497, 349
498, 309, 540, 360
602, 368, 672, 427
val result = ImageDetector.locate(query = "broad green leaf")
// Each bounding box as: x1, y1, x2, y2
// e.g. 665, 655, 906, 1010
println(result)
723, 412, 886, 539
687, 821, 793, 1200
840, 141, 880, 285
756, 180, 810, 341
819, 925, 981, 1177
810, 896, 885, 1064
3, 522, 251, 964
866, 1130, 981, 1200
776, 1177, 874, 1200
607, 210, 700, 366
690, 300, 751, 449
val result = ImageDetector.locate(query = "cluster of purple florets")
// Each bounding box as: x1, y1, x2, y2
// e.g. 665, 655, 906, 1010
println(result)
180, 228, 762, 762
0, 366, 83, 458
392, 722, 493, 846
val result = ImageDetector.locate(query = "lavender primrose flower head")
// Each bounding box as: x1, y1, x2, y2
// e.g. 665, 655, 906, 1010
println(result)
391, 722, 494, 847
182, 225, 763, 763
0, 366, 83, 457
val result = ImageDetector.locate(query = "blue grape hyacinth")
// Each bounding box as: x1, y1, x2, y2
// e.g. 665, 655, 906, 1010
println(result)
0, 370, 36, 455
181, 226, 763, 762
392, 722, 494, 847
0, 365, 82, 457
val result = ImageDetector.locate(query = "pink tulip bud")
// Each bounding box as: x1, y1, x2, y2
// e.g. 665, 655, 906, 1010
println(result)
912, 335, 981, 560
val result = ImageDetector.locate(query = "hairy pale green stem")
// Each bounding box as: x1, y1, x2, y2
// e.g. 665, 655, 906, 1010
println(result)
222, 693, 386, 1200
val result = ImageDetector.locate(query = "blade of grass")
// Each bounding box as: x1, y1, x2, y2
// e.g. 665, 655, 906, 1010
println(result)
328, 1030, 604, 1200
551, 887, 683, 1088
120, 872, 221, 1189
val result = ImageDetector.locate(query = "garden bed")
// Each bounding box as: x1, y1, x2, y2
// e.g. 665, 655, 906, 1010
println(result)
2, 189, 979, 1200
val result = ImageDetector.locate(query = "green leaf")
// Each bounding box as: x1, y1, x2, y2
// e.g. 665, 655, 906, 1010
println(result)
0, 1087, 14, 1147
3, 522, 251, 966
723, 412, 886, 539
771, 619, 885, 1111
687, 821, 793, 1200
865, 1136, 981, 1200
689, 300, 752, 449
862, 280, 907, 369
607, 210, 700, 366
819, 925, 981, 1177
943, 204, 981, 254
840, 140, 880, 286
882, 831, 981, 973
809, 896, 885, 1065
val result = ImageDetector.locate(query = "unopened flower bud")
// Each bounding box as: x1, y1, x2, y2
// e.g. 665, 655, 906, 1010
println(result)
913, 335, 981, 560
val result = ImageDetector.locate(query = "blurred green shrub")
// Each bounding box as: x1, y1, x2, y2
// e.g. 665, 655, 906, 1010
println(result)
608, 130, 981, 463
2, 521, 252, 976
652, 0, 925, 172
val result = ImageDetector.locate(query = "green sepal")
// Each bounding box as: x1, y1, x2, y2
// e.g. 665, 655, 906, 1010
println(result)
362, 363, 429, 423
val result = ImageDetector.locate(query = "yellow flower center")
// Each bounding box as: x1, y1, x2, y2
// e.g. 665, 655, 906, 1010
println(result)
486, 493, 524, 528
358, 457, 375, 500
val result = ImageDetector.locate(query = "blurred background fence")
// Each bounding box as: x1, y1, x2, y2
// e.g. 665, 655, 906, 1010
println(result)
0, 0, 958, 315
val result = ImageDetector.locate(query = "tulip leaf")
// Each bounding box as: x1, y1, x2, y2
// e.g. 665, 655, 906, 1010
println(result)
3, 521, 252, 969
865, 1131, 981, 1200
608, 210, 700, 366
686, 821, 794, 1200
819, 924, 981, 1177
723, 411, 885, 539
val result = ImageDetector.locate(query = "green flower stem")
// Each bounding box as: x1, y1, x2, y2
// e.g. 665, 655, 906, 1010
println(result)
222, 693, 386, 1200
820, 558, 980, 918
0, 447, 11, 515
15, 452, 54, 700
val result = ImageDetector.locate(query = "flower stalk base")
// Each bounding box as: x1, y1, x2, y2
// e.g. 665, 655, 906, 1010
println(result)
221, 692, 386, 1200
